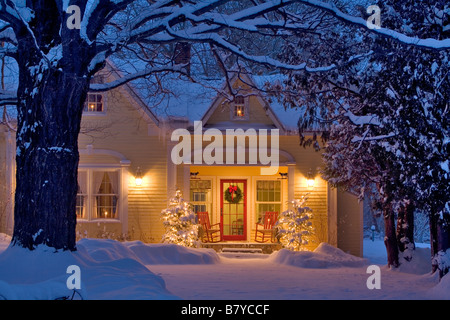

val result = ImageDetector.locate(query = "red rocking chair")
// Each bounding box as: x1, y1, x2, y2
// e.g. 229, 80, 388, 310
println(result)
255, 211, 278, 243
197, 212, 221, 243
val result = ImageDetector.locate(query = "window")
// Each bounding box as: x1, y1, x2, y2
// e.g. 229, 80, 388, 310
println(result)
232, 96, 247, 120
190, 179, 213, 221
94, 172, 119, 219
83, 93, 104, 113
77, 169, 120, 221
76, 171, 87, 219
255, 180, 281, 223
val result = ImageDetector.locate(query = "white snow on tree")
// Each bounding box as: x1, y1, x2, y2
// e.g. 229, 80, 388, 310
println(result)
275, 195, 314, 251
160, 190, 200, 248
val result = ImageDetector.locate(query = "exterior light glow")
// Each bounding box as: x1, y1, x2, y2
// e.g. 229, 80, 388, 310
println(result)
306, 169, 315, 189
135, 167, 143, 186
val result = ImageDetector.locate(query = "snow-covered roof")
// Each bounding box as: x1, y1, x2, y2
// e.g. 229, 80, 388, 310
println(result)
127, 71, 301, 133
0, 53, 302, 133
134, 75, 223, 124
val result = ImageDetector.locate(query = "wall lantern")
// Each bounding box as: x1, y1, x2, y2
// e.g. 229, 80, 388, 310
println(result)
306, 169, 315, 189
278, 172, 288, 180
190, 171, 199, 180
135, 167, 143, 186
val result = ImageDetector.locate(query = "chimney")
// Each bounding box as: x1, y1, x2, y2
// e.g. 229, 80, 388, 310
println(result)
173, 42, 191, 76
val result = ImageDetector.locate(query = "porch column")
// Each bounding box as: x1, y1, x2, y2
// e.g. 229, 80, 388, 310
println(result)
120, 160, 131, 235
183, 165, 190, 200
166, 141, 177, 199
287, 164, 295, 209
327, 183, 338, 247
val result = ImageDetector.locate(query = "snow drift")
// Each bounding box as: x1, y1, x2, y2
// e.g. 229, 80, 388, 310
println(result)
0, 235, 447, 300
429, 273, 450, 300
269, 243, 369, 268
125, 241, 220, 265
0, 237, 219, 300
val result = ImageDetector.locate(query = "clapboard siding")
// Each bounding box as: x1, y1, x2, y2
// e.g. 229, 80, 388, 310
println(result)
77, 83, 168, 242
279, 135, 328, 250
337, 190, 363, 256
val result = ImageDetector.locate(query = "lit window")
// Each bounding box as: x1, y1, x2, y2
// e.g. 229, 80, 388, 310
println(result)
77, 169, 120, 221
94, 172, 119, 219
76, 171, 87, 219
83, 93, 104, 113
255, 180, 281, 223
190, 179, 213, 221
233, 96, 246, 119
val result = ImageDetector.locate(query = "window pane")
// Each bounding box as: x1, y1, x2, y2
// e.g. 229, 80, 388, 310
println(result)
255, 180, 282, 223
83, 94, 104, 113
256, 180, 281, 202
193, 204, 206, 213
95, 171, 119, 220
96, 102, 103, 112
233, 96, 245, 118
274, 191, 281, 202
76, 195, 86, 219
190, 179, 213, 222
95, 195, 118, 219
76, 171, 87, 219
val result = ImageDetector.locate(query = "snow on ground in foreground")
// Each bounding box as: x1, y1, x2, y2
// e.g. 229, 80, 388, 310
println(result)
0, 234, 448, 300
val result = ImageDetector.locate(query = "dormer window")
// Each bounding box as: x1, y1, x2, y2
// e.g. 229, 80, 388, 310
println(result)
83, 93, 104, 113
232, 95, 248, 120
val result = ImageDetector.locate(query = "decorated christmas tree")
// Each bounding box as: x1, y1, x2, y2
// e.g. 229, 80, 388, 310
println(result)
160, 189, 200, 248
275, 195, 314, 251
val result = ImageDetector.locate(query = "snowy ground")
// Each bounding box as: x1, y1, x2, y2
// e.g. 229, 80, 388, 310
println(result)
0, 233, 448, 300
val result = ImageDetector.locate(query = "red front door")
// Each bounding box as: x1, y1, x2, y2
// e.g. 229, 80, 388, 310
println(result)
220, 180, 247, 241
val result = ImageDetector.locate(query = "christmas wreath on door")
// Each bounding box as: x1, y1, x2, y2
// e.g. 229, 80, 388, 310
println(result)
225, 185, 243, 204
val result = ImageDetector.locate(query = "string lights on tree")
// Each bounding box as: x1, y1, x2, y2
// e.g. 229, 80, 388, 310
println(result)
160, 189, 200, 248
275, 194, 314, 251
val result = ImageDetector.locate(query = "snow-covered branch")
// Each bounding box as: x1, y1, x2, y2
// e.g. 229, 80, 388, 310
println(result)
351, 132, 397, 144
342, 105, 381, 127
0, 23, 16, 44
89, 64, 189, 92
165, 25, 336, 73
0, 45, 17, 58
0, 90, 17, 106
295, 0, 450, 50
0, 0, 32, 30
84, 0, 136, 43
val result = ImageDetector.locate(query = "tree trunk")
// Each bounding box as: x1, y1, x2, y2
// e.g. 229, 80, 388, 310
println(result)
9, 5, 96, 251
384, 204, 399, 268
11, 55, 90, 250
431, 212, 450, 278
396, 200, 415, 261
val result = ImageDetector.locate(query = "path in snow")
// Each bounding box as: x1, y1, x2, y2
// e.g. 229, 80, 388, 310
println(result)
148, 252, 438, 300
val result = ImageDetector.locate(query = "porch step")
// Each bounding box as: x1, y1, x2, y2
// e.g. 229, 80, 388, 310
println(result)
219, 247, 268, 259
201, 242, 282, 254
221, 247, 263, 254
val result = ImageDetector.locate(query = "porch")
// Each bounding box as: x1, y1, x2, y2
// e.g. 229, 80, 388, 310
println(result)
200, 241, 282, 254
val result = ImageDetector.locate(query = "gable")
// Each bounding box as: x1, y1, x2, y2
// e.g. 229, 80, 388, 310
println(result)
201, 74, 286, 133
98, 60, 160, 127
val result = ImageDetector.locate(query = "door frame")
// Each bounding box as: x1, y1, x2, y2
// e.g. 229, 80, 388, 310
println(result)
220, 179, 247, 241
